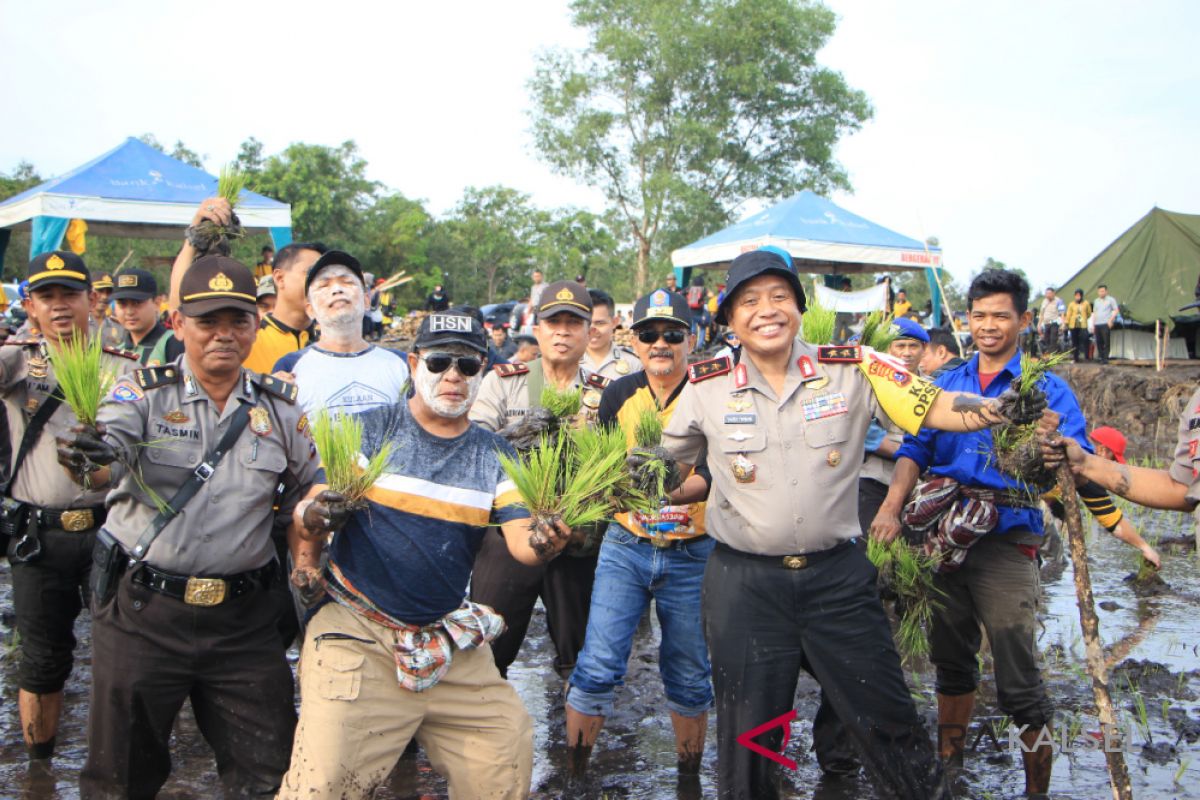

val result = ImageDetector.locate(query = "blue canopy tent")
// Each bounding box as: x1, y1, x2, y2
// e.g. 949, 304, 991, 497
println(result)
671, 190, 948, 324
0, 137, 292, 269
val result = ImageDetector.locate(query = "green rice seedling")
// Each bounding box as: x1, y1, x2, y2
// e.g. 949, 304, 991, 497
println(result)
1161, 698, 1172, 725
868, 538, 943, 664
861, 310, 898, 352
562, 424, 649, 525
187, 164, 248, 256
217, 163, 247, 206
1126, 677, 1152, 744
800, 294, 836, 345
633, 407, 664, 448
540, 385, 582, 419
498, 433, 567, 529
310, 410, 394, 507
46, 334, 117, 427
1017, 350, 1071, 394
1175, 758, 1191, 787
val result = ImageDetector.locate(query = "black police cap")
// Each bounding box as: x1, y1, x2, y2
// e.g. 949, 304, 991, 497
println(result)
714, 249, 807, 326
27, 251, 91, 293
632, 288, 692, 329
178, 256, 258, 317
111, 268, 158, 301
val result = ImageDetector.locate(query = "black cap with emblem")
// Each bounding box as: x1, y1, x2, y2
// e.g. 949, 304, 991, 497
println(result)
537, 280, 593, 321
27, 250, 92, 293
178, 255, 258, 317
111, 268, 158, 301
414, 312, 488, 355
714, 248, 807, 325
632, 288, 692, 329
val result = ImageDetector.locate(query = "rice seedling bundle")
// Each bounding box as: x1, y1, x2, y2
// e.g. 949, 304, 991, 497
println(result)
187, 164, 247, 256
800, 294, 836, 345
310, 410, 394, 506
861, 310, 898, 352
991, 351, 1072, 488
47, 334, 117, 427
867, 537, 943, 664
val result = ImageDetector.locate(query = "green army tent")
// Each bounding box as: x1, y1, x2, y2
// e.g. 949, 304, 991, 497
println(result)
1057, 207, 1200, 358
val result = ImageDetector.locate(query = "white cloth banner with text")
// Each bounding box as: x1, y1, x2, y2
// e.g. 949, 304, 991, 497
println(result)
812, 282, 889, 313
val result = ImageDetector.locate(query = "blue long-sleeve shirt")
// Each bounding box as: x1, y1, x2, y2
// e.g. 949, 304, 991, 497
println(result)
896, 350, 1091, 536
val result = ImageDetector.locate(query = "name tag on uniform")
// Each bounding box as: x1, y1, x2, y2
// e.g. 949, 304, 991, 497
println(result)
802, 392, 848, 422
724, 413, 756, 425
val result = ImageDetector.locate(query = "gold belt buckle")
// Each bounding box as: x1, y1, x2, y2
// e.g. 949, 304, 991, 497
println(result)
782, 555, 808, 569
59, 509, 94, 532
184, 577, 227, 606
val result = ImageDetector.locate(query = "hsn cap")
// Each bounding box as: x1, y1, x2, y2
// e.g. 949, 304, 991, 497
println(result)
715, 249, 806, 325
178, 256, 258, 317
632, 288, 692, 329
27, 251, 91, 293
414, 312, 488, 355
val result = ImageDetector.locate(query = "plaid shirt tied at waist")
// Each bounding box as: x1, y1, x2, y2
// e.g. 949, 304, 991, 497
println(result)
902, 476, 1040, 572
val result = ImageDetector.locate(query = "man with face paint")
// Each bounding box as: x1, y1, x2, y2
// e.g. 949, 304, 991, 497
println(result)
469, 281, 612, 682
278, 312, 572, 800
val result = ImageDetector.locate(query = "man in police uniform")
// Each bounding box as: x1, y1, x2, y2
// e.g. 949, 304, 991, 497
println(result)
469, 280, 610, 680
581, 288, 640, 381
111, 268, 183, 366
661, 249, 1033, 799
91, 271, 126, 349
0, 251, 136, 763
59, 255, 319, 798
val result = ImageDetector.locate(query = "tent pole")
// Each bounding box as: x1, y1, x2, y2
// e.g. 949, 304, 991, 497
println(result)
925, 260, 963, 358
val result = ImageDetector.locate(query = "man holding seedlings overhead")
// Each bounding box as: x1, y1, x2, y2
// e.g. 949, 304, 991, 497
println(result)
661, 249, 1042, 799
57, 255, 319, 798
872, 268, 1090, 796
565, 288, 714, 782
469, 280, 611, 681
0, 251, 135, 765
277, 312, 571, 800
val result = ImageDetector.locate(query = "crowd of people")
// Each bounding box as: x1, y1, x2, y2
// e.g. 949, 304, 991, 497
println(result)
1, 193, 1194, 800
1036, 284, 1122, 363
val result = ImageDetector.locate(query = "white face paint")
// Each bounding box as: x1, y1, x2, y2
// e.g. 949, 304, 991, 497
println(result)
413, 347, 483, 418
307, 265, 365, 333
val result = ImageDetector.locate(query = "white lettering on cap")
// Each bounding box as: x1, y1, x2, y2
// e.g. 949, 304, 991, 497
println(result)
429, 315, 472, 333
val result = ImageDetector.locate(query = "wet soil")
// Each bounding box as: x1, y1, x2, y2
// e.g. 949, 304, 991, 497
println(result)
2, 506, 1199, 799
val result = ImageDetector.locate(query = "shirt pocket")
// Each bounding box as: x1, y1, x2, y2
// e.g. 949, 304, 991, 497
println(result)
803, 417, 855, 485
717, 429, 770, 491
144, 439, 201, 471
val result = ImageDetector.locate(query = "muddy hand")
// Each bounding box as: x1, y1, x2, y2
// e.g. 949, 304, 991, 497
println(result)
529, 517, 571, 562
189, 196, 232, 227
56, 422, 116, 481
626, 446, 682, 494
1039, 430, 1086, 473
302, 490, 352, 534
995, 381, 1048, 426
290, 565, 327, 606
498, 407, 557, 451
869, 506, 902, 543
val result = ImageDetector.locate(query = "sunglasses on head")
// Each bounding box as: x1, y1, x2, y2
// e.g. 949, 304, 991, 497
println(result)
636, 328, 687, 345
421, 353, 483, 377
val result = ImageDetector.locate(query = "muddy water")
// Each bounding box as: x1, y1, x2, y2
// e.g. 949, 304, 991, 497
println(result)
2, 507, 1198, 799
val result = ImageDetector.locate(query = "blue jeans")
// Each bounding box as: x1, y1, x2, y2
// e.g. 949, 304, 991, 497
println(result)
567, 523, 715, 718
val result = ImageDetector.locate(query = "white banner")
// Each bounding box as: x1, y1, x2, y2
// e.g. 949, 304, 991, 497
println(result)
813, 282, 889, 313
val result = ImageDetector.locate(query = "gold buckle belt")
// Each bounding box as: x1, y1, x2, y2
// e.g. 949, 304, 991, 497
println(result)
184, 577, 228, 606
782, 555, 808, 569
59, 509, 95, 532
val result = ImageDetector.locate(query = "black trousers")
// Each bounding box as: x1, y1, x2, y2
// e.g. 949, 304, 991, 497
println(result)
1095, 323, 1111, 362
1070, 327, 1089, 362
470, 528, 597, 679
703, 543, 945, 800
81, 566, 295, 799
8, 526, 95, 694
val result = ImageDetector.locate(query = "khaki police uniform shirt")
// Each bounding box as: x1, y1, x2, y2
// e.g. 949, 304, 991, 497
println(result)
581, 346, 642, 383
1168, 385, 1200, 506
663, 338, 939, 556
98, 356, 319, 575
469, 358, 601, 432
0, 338, 137, 508
860, 419, 904, 485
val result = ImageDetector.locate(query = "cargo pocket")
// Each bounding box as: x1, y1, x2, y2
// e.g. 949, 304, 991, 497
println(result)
314, 646, 365, 702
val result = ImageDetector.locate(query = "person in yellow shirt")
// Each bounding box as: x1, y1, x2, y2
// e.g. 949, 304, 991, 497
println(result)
1064, 289, 1092, 362
892, 288, 913, 319
253, 245, 274, 280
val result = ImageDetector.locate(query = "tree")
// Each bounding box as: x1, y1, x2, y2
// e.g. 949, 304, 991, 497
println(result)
233, 137, 265, 177
435, 186, 542, 304
534, 207, 629, 294
136, 134, 205, 168
249, 141, 379, 246
0, 161, 40, 201
529, 0, 872, 294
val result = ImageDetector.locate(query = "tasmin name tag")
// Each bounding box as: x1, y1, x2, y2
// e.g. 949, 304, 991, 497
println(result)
724, 413, 756, 425
802, 392, 849, 422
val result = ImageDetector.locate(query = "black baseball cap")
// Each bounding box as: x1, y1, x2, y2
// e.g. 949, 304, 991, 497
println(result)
414, 312, 488, 355
27, 251, 91, 293
178, 255, 258, 317
304, 250, 364, 294
632, 288, 692, 329
714, 248, 806, 325
92, 272, 114, 291
111, 268, 158, 301
537, 280, 593, 321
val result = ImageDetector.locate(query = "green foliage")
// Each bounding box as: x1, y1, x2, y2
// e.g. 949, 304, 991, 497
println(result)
800, 294, 836, 345
529, 0, 872, 294
46, 334, 117, 426
540, 385, 583, 418
867, 537, 943, 664
431, 186, 542, 303
861, 310, 897, 351
310, 410, 394, 504
217, 165, 247, 207
634, 408, 664, 448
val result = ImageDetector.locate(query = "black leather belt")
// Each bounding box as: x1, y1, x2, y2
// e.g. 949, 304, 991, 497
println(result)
132, 561, 276, 607
715, 539, 854, 569
35, 506, 106, 532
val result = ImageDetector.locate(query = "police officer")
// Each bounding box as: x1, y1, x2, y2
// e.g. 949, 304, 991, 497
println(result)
660, 249, 1035, 799
58, 255, 319, 798
468, 280, 610, 680
111, 268, 183, 366
581, 288, 640, 381
91, 271, 126, 349
0, 251, 136, 763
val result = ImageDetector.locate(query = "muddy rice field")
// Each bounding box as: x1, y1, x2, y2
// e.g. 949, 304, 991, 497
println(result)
2, 501, 1200, 799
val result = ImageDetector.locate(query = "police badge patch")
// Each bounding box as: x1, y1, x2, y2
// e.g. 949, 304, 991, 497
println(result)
249, 406, 273, 436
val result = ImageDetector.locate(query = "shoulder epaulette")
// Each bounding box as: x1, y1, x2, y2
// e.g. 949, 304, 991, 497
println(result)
4, 338, 39, 347
493, 362, 529, 377
585, 372, 610, 390
133, 365, 181, 390
817, 345, 862, 363
103, 346, 138, 361
257, 373, 298, 403
688, 356, 732, 383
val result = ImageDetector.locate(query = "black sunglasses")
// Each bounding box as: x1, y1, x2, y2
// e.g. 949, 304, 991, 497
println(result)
421, 354, 483, 377
636, 328, 687, 345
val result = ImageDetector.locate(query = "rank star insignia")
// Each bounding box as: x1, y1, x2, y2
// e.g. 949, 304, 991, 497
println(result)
163, 410, 189, 424
27, 356, 48, 379
249, 406, 273, 437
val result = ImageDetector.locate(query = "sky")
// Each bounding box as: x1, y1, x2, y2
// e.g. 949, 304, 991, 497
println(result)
1, 0, 1197, 291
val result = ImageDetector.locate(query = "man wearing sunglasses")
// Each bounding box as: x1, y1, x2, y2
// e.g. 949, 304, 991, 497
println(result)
470, 280, 611, 683
278, 311, 572, 799
565, 289, 715, 784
